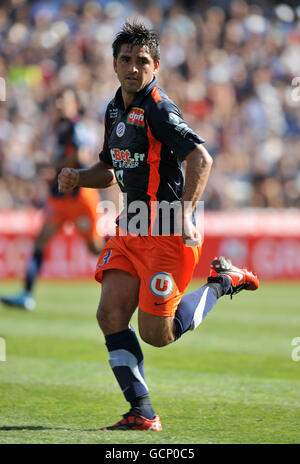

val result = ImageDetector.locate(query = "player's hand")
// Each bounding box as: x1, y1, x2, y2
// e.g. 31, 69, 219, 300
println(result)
58, 167, 80, 192
181, 214, 202, 247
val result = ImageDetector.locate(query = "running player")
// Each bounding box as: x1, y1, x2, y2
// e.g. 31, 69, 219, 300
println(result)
1, 88, 105, 310
57, 23, 259, 431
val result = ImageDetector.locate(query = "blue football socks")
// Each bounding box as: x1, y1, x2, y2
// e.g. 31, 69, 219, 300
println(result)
25, 250, 44, 293
174, 276, 231, 340
105, 327, 155, 419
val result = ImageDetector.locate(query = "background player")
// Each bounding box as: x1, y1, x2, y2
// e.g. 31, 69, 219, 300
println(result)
58, 22, 259, 431
1, 88, 105, 310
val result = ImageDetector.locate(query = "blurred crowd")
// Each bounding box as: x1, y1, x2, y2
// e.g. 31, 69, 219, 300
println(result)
0, 0, 299, 210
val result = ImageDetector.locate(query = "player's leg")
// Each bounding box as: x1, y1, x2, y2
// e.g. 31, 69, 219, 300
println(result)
1, 221, 58, 310
136, 236, 206, 346
97, 269, 161, 431
138, 270, 229, 346
97, 269, 139, 334
137, 236, 259, 347
173, 256, 259, 340
24, 221, 58, 293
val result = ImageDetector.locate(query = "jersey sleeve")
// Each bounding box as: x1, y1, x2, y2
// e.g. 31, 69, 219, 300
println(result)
99, 114, 112, 166
147, 100, 205, 161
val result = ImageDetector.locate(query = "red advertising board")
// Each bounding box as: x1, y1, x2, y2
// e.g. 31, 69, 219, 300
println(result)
195, 210, 300, 280
0, 210, 97, 279
0, 209, 299, 280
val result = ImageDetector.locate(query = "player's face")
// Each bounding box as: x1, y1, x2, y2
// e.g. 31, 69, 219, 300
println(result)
114, 44, 159, 96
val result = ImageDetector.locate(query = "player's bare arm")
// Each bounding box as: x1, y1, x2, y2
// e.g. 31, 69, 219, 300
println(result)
58, 161, 116, 192
180, 144, 213, 245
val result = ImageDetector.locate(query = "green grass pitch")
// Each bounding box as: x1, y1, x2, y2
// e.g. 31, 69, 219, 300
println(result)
0, 279, 299, 444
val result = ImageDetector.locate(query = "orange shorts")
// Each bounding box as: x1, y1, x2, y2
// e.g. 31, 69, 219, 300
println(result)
95, 229, 201, 317
45, 188, 100, 240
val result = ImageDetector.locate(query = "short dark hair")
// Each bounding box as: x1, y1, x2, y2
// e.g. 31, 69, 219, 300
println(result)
112, 21, 160, 63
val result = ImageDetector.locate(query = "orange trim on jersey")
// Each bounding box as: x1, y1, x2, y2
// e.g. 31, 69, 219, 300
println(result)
151, 86, 163, 103
146, 124, 162, 235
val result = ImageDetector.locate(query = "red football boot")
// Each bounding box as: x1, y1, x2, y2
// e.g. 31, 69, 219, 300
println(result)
100, 410, 162, 431
209, 256, 259, 297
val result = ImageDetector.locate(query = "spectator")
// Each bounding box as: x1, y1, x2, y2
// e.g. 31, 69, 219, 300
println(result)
0, 0, 299, 210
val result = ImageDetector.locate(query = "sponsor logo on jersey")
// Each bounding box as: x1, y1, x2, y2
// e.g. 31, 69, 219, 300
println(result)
110, 148, 145, 168
112, 148, 132, 162
150, 272, 174, 297
127, 107, 145, 127
116, 122, 126, 137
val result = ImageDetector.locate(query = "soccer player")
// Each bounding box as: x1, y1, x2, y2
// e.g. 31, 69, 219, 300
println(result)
57, 23, 259, 431
1, 88, 105, 310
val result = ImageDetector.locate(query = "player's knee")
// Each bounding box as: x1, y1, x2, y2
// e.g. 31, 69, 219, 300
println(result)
96, 303, 112, 333
96, 302, 131, 335
138, 310, 176, 347
139, 327, 174, 348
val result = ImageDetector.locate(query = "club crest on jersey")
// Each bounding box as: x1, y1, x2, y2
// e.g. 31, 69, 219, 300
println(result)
150, 273, 173, 297
127, 107, 145, 127
116, 122, 126, 137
